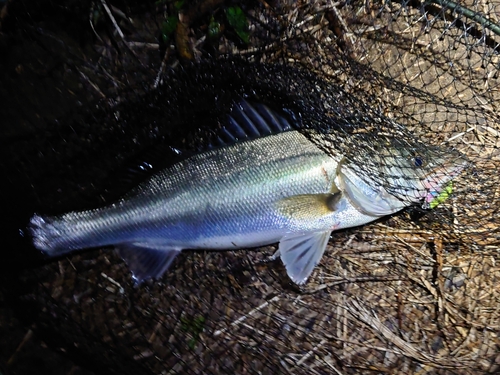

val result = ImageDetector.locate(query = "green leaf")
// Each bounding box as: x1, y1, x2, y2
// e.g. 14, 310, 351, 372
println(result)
193, 316, 205, 332
180, 315, 205, 350
225, 6, 250, 44
188, 337, 196, 349
161, 15, 179, 44
208, 16, 222, 41
174, 0, 184, 10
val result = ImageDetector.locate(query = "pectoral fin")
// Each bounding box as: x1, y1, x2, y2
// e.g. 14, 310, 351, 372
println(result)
116, 243, 182, 284
277, 192, 343, 220
277, 231, 331, 285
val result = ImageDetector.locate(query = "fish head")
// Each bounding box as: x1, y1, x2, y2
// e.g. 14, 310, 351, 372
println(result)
336, 137, 467, 216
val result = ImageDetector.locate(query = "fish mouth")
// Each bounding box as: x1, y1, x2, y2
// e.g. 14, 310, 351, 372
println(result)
422, 157, 468, 205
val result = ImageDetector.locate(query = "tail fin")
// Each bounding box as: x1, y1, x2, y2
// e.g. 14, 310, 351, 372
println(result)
28, 213, 76, 258
29, 213, 58, 255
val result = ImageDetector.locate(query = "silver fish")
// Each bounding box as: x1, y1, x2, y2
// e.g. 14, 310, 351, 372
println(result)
29, 100, 466, 284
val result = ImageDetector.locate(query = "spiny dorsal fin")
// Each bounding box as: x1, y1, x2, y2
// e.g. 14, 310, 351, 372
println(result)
211, 99, 294, 148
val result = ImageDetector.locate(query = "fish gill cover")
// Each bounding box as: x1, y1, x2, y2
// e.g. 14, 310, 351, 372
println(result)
0, 0, 499, 374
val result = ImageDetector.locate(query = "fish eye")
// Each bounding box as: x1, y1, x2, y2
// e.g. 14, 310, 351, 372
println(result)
413, 156, 424, 167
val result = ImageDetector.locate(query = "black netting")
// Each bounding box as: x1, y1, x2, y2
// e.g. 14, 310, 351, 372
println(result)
1, 0, 500, 374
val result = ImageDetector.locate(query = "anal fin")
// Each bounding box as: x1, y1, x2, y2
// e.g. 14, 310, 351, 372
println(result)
277, 231, 331, 285
116, 242, 182, 284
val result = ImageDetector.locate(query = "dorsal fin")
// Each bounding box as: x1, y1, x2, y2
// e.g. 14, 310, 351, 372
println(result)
211, 99, 294, 148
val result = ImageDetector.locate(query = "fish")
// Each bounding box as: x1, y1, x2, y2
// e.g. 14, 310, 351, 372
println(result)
29, 99, 466, 285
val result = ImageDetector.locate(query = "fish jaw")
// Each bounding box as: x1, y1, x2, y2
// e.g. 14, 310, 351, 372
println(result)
421, 157, 467, 206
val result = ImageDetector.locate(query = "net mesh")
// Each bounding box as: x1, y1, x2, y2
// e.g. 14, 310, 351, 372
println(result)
2, 0, 500, 374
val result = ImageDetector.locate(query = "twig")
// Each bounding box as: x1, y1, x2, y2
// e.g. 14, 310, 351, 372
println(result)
127, 41, 160, 49
100, 0, 125, 39
7, 329, 34, 367
303, 275, 403, 294
296, 339, 327, 366
79, 71, 106, 99
101, 272, 125, 294
213, 295, 281, 336
89, 4, 104, 43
